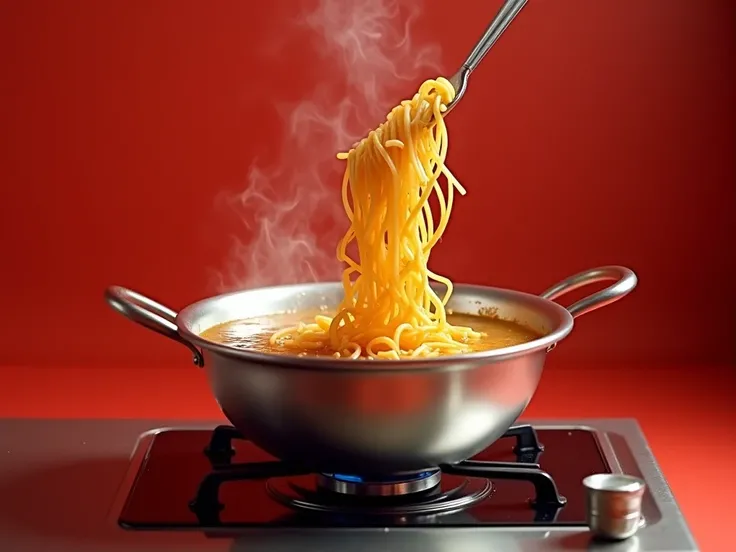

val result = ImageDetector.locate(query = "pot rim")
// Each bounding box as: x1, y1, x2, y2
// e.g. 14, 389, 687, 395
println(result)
175, 282, 575, 372
105, 265, 637, 372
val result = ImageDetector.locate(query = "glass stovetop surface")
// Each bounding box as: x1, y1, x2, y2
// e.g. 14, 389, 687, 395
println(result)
119, 427, 611, 529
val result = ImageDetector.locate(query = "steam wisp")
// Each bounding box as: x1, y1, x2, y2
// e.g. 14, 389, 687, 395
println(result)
218, 0, 443, 291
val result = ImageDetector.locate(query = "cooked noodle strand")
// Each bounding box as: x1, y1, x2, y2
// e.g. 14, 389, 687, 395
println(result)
270, 77, 481, 359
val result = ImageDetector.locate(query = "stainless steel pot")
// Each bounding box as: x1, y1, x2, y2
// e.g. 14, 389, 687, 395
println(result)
105, 265, 636, 474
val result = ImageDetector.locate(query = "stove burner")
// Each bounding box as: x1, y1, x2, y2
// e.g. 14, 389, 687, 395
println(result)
317, 469, 442, 496
267, 474, 491, 516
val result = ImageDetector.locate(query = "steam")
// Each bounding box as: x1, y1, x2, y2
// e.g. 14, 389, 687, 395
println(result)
216, 0, 443, 291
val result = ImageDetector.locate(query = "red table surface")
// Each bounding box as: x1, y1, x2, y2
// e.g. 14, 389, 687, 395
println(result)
1, 363, 730, 550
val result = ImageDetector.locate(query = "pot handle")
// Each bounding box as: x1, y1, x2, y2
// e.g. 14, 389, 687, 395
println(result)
104, 286, 204, 367
540, 266, 638, 319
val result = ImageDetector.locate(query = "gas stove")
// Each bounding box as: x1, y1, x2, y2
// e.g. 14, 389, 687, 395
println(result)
0, 418, 697, 551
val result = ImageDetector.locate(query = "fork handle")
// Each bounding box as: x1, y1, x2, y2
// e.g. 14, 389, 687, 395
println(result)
463, 0, 528, 72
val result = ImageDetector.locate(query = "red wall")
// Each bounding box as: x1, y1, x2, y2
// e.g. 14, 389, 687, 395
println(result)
1, 0, 734, 368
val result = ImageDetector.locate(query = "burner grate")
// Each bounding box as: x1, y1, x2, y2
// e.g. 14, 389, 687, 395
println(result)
188, 424, 566, 525
203, 424, 545, 467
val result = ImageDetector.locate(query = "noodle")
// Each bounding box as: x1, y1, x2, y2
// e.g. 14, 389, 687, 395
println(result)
269, 77, 482, 359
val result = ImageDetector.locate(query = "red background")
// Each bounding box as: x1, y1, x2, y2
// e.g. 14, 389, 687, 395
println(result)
1, 2, 735, 548
1, 0, 734, 367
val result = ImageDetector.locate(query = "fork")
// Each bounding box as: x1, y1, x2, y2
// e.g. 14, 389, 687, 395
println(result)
445, 0, 529, 114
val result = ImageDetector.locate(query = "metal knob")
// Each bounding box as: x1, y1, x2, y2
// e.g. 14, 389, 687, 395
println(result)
583, 473, 646, 540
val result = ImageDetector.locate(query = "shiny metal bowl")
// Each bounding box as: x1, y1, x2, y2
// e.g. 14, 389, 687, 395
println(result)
105, 265, 636, 474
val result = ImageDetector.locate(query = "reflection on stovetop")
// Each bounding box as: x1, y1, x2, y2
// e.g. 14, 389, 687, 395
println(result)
118, 423, 612, 530
218, 531, 643, 552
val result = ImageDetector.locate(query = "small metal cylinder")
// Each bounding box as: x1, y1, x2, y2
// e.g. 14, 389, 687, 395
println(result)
583, 473, 646, 540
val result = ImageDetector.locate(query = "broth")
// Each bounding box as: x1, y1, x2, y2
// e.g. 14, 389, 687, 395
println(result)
198, 312, 542, 358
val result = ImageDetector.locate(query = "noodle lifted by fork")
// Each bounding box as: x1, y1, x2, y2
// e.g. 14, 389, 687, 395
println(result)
270, 77, 481, 359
